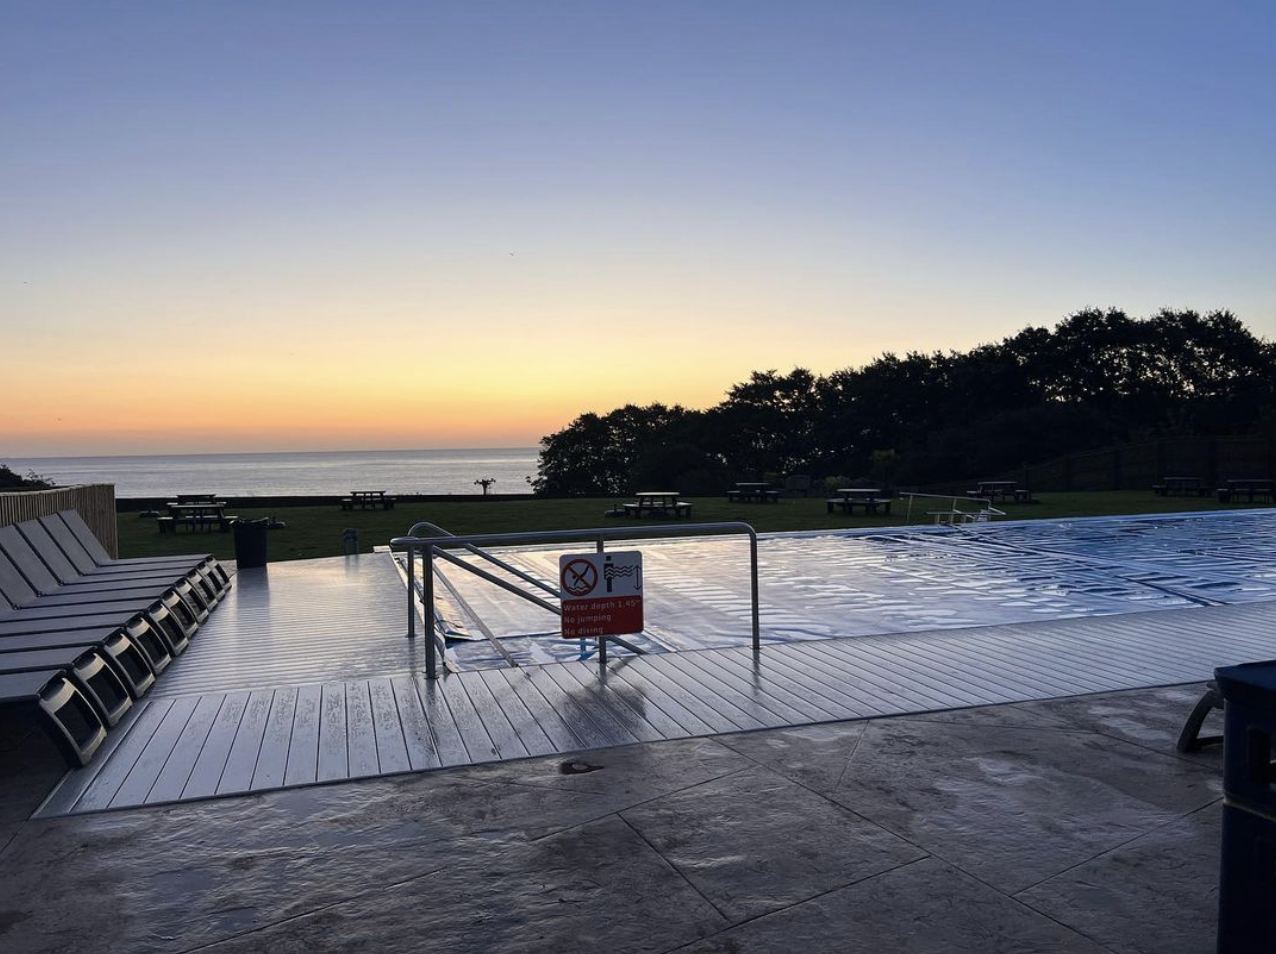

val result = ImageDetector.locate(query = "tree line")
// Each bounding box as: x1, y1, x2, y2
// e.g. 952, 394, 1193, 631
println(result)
533, 309, 1276, 495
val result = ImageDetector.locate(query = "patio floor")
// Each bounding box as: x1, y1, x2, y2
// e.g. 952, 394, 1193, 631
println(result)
0, 682, 1224, 953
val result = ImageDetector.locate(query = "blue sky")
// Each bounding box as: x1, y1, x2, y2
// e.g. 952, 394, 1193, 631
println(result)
2, 1, 1274, 453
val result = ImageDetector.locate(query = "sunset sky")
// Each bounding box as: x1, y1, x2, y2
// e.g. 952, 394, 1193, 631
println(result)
3, 1, 1274, 456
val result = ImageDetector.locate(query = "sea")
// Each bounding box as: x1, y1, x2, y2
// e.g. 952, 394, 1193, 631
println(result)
5, 448, 541, 498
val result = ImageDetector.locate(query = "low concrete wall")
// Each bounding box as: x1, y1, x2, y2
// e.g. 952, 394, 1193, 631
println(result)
115, 492, 543, 512
0, 483, 118, 557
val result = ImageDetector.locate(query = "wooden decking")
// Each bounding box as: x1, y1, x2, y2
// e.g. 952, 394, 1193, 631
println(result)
38, 579, 1276, 816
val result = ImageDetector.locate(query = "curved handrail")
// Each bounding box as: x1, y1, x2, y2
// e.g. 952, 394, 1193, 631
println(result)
391, 521, 761, 678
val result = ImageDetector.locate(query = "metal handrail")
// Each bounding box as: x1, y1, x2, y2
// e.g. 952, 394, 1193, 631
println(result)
390, 521, 762, 678
900, 492, 1005, 526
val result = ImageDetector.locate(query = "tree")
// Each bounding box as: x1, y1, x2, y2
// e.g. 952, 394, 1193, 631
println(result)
0, 464, 55, 490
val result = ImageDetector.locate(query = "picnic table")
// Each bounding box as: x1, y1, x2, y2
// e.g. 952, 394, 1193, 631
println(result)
341, 490, 396, 511
1217, 478, 1274, 503
160, 501, 234, 533
967, 481, 1031, 502
826, 487, 893, 515
1153, 476, 1210, 498
174, 493, 219, 504
726, 482, 781, 503
623, 492, 693, 519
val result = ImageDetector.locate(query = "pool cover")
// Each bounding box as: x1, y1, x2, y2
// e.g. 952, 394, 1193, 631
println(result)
419, 509, 1276, 670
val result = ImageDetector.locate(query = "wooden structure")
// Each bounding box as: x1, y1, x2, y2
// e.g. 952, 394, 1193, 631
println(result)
0, 484, 118, 558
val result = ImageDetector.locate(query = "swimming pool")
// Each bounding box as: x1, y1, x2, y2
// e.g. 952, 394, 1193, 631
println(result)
424, 509, 1276, 670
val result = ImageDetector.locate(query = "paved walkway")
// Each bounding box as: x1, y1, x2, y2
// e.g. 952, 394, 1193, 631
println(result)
0, 683, 1224, 953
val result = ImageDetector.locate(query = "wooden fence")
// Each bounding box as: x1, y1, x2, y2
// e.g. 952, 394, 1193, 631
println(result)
0, 484, 118, 557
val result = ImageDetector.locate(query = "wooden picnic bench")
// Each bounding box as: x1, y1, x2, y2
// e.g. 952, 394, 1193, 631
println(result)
827, 488, 892, 515
160, 502, 235, 533
623, 492, 694, 519
966, 481, 1032, 503
1217, 478, 1274, 503
1153, 476, 1210, 498
726, 482, 781, 503
341, 490, 397, 511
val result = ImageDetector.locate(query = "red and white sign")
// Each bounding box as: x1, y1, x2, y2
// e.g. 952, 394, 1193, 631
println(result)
559, 551, 643, 638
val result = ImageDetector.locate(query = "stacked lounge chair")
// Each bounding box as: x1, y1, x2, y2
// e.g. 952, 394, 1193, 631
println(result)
0, 510, 231, 767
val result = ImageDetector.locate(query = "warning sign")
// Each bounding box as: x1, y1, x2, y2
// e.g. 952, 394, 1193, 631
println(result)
559, 551, 643, 638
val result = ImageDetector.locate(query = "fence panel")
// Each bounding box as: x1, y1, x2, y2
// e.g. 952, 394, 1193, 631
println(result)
0, 484, 118, 557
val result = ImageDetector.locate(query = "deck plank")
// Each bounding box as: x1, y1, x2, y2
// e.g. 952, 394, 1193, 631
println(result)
73, 699, 175, 812
605, 662, 719, 735
724, 649, 877, 720
440, 673, 500, 762
284, 683, 323, 786
110, 696, 200, 807
524, 665, 633, 749
691, 651, 828, 723
147, 694, 225, 803
712, 651, 859, 721
644, 654, 778, 729
584, 664, 691, 740
458, 671, 530, 760
251, 687, 298, 791
563, 658, 673, 739
182, 690, 251, 798
559, 662, 679, 742
368, 677, 411, 774
217, 689, 274, 795
316, 682, 349, 782
413, 674, 470, 767
498, 668, 588, 753
391, 676, 441, 771
345, 680, 381, 778
623, 656, 754, 733
541, 663, 649, 744
477, 668, 557, 757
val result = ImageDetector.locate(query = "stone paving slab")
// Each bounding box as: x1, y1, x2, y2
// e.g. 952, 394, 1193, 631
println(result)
678, 857, 1112, 954
0, 684, 1230, 953
1017, 803, 1222, 954
826, 715, 1222, 894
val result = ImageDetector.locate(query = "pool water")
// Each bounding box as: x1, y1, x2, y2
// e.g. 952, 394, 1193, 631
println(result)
420, 509, 1276, 671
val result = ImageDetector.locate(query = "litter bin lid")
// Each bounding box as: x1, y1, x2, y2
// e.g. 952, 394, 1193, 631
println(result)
1216, 660, 1276, 710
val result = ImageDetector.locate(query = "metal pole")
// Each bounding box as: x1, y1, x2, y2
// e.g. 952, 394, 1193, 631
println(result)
749, 533, 760, 652
406, 545, 416, 639
598, 635, 607, 664
424, 544, 436, 679
596, 532, 604, 554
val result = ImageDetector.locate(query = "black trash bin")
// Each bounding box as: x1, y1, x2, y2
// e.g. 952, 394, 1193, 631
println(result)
232, 518, 269, 569
1216, 660, 1276, 954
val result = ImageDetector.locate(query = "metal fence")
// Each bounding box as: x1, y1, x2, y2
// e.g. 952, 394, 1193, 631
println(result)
927, 436, 1276, 494
0, 484, 118, 557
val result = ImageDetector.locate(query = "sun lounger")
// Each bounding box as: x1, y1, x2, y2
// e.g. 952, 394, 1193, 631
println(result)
0, 534, 210, 625
60, 508, 228, 580
0, 647, 133, 727
1, 524, 222, 610
0, 615, 175, 673
34, 515, 229, 601
0, 555, 196, 657
0, 624, 157, 697
0, 669, 108, 766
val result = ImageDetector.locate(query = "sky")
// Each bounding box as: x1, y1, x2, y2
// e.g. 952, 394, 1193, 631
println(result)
2, 0, 1274, 456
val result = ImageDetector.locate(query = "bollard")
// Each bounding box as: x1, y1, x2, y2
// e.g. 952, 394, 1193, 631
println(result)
342, 528, 359, 556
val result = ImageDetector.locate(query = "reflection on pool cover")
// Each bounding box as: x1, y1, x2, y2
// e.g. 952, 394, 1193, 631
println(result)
423, 509, 1276, 671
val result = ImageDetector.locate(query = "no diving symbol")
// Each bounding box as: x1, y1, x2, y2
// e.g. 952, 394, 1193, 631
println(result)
561, 558, 598, 597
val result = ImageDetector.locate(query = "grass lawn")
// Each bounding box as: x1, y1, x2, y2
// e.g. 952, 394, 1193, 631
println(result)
114, 491, 1273, 563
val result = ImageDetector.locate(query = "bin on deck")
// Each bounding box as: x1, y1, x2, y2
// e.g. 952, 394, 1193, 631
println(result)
1216, 660, 1276, 953
232, 518, 269, 569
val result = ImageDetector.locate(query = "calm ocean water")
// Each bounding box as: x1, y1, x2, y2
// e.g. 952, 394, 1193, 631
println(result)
6, 448, 540, 498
